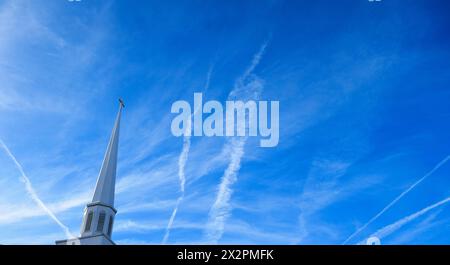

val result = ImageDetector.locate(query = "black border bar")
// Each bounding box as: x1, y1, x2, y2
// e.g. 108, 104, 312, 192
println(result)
1, 245, 450, 264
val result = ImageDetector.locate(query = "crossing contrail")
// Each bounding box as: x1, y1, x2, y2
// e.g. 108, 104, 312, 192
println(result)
359, 196, 450, 244
0, 139, 74, 239
162, 66, 214, 244
343, 155, 450, 244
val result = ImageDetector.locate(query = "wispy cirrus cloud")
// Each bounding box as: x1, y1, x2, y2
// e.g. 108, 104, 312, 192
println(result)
297, 159, 381, 243
116, 219, 204, 234
0, 192, 90, 225
0, 139, 74, 238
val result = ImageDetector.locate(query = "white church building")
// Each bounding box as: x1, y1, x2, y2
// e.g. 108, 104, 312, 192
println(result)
56, 99, 124, 245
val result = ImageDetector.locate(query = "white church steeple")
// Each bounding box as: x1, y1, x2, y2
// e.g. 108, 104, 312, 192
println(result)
56, 99, 124, 245
91, 98, 123, 207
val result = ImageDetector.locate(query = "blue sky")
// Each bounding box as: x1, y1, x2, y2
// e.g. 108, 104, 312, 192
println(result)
0, 0, 450, 245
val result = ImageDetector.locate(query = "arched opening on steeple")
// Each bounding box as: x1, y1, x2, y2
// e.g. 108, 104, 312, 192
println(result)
84, 211, 93, 232
107, 215, 114, 237
97, 211, 106, 233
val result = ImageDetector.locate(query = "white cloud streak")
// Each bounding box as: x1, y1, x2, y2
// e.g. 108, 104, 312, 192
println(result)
0, 138, 74, 239
359, 196, 450, 244
162, 197, 182, 243
162, 66, 214, 244
343, 155, 450, 244
0, 192, 89, 225
205, 138, 245, 243
205, 42, 268, 243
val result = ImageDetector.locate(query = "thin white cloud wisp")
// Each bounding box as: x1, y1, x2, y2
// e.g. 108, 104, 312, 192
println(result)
162, 66, 214, 244
205, 42, 268, 243
343, 155, 450, 244
0, 139, 74, 239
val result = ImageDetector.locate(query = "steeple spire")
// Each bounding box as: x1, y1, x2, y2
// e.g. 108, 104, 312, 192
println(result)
56, 99, 125, 245
92, 99, 124, 207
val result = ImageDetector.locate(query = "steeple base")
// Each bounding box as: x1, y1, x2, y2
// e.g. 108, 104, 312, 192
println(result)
55, 234, 115, 245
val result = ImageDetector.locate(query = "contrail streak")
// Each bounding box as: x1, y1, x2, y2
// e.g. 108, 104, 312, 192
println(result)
0, 139, 74, 239
359, 196, 450, 244
162, 66, 214, 244
162, 197, 182, 243
343, 155, 450, 244
205, 42, 268, 243
205, 138, 245, 243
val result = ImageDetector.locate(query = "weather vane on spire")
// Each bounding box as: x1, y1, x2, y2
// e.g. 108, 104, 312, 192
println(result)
119, 98, 125, 108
